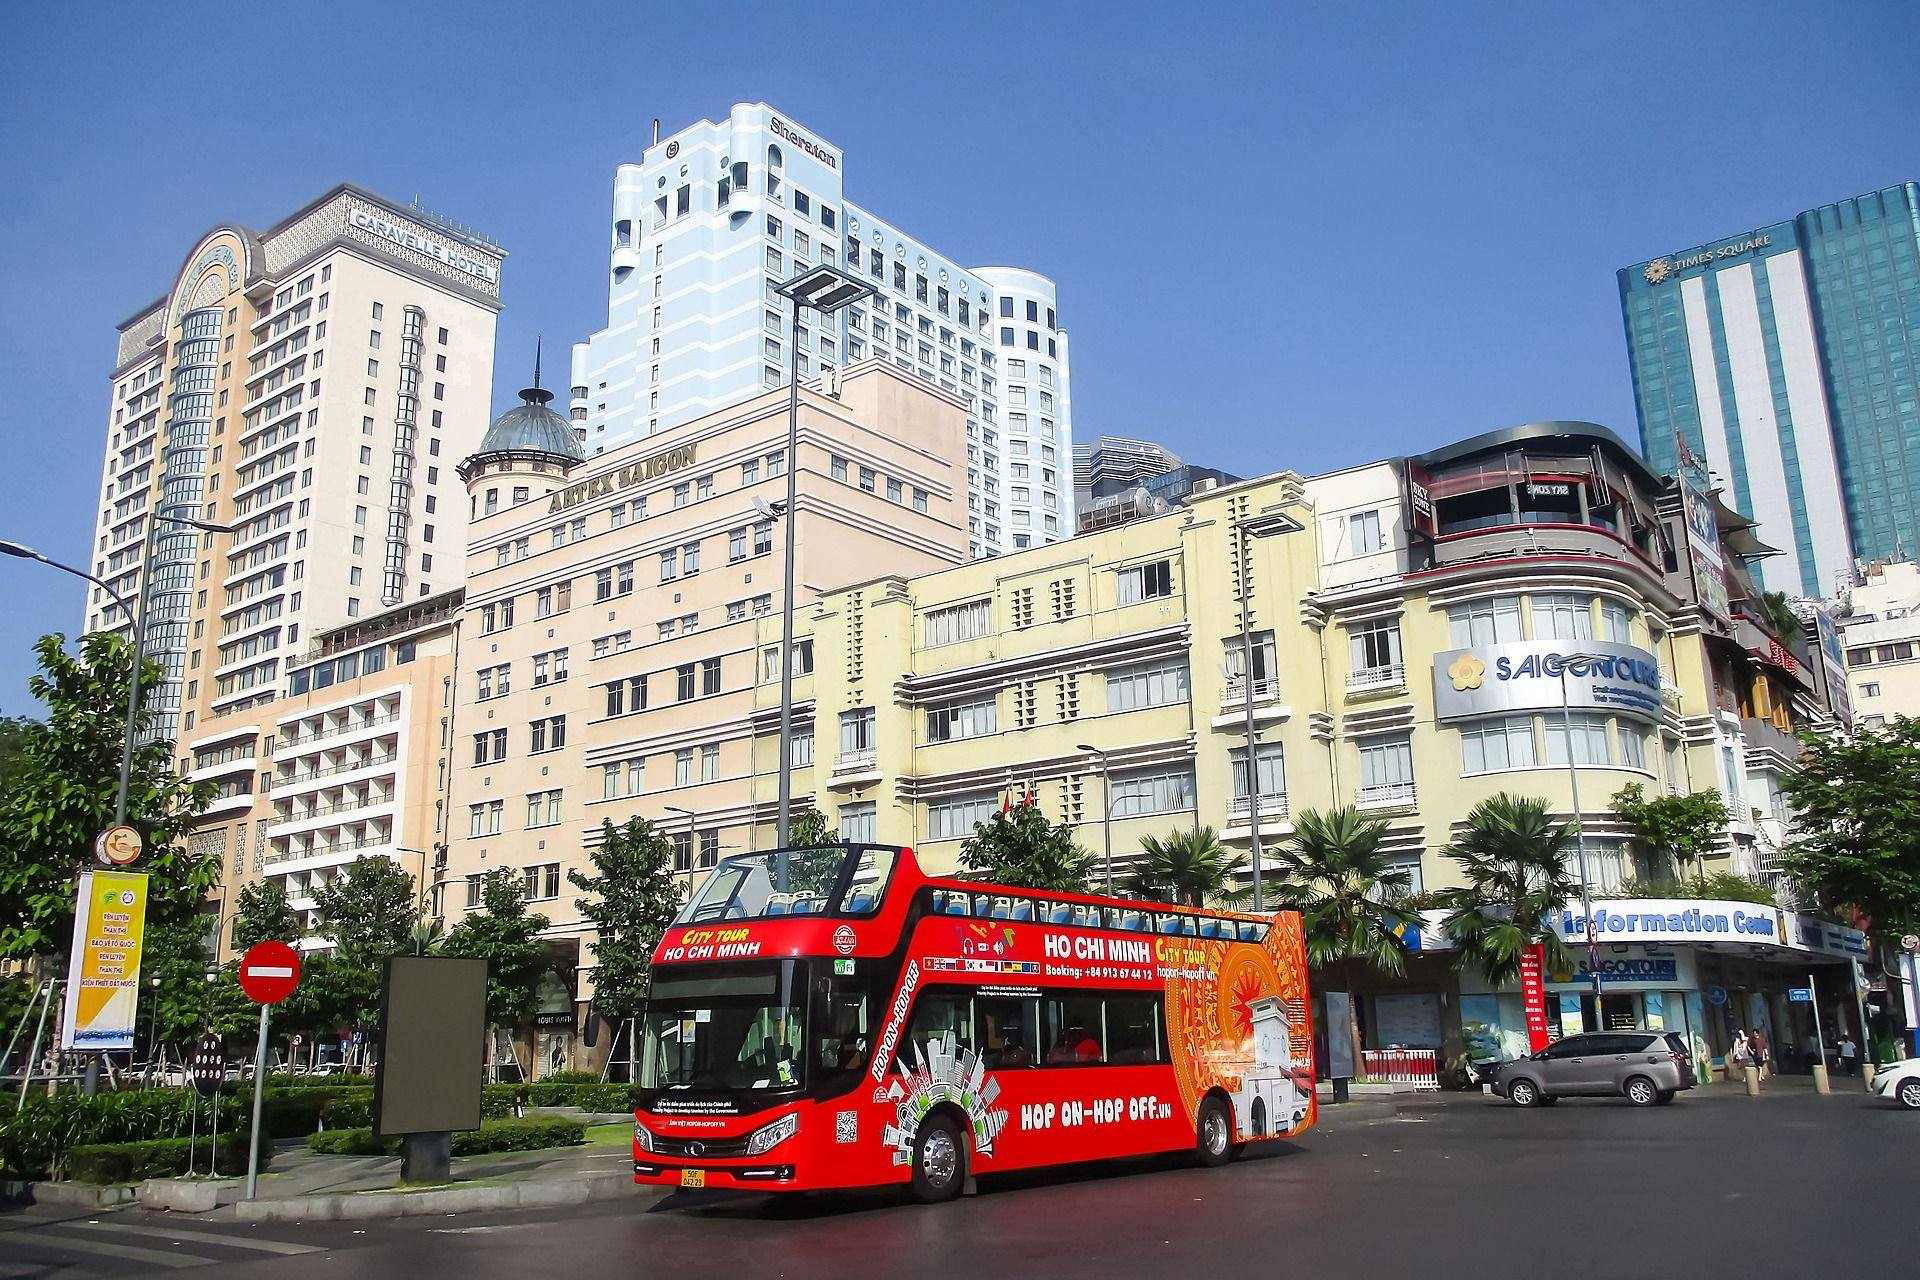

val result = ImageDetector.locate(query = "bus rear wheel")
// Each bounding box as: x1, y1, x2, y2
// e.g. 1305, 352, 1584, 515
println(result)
910, 1115, 967, 1204
1195, 1097, 1233, 1167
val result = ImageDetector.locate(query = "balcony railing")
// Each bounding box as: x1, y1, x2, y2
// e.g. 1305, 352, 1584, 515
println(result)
1222, 677, 1277, 706
280, 750, 399, 784
280, 709, 401, 748
833, 749, 877, 774
262, 835, 392, 867
1346, 664, 1406, 693
1227, 794, 1290, 821
275, 794, 394, 823
1356, 780, 1418, 809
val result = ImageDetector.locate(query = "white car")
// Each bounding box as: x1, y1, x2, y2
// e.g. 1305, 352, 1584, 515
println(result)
1870, 1057, 1920, 1109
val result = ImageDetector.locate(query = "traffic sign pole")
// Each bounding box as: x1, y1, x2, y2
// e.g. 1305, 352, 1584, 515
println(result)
245, 1001, 269, 1197
236, 941, 301, 1199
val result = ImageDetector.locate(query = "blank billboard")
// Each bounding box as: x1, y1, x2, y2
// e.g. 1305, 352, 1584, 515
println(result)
375, 955, 487, 1136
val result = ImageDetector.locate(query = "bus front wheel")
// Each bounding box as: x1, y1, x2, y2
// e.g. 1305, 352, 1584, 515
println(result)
1195, 1097, 1233, 1167
910, 1115, 967, 1204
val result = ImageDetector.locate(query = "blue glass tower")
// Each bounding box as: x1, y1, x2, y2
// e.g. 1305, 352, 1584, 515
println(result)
1620, 182, 1920, 597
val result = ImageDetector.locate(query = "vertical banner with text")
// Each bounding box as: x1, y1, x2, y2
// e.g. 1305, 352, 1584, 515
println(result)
1519, 943, 1551, 1053
60, 870, 150, 1051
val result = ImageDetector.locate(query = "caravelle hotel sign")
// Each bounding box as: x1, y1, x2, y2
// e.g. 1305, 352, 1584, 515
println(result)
1433, 639, 1664, 723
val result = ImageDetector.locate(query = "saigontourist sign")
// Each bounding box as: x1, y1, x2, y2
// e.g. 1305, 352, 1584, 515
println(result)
1433, 639, 1663, 723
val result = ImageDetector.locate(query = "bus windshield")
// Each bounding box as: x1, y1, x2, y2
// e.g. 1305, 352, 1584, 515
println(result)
643, 962, 808, 1092
674, 844, 898, 924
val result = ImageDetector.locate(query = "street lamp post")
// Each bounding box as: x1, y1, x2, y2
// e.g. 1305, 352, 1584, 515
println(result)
770, 265, 875, 864
1077, 745, 1115, 894
1557, 666, 1605, 1018
1231, 510, 1302, 913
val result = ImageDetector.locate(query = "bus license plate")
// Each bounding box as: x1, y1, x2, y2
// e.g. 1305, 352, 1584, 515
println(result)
679, 1169, 705, 1188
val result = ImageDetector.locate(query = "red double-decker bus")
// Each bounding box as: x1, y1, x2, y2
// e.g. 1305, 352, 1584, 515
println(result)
632, 843, 1316, 1202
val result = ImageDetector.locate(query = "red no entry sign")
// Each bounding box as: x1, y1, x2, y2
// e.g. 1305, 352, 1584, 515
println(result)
238, 940, 301, 1005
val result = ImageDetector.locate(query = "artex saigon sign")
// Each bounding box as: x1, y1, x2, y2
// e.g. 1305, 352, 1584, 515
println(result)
1432, 639, 1664, 724
59, 871, 150, 1051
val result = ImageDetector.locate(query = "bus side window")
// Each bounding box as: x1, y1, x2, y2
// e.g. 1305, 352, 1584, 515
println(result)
1046, 902, 1073, 925
987, 896, 1013, 921
1120, 910, 1145, 932
1071, 905, 1095, 928
1042, 994, 1105, 1065
1177, 915, 1198, 937
938, 891, 970, 917
1011, 899, 1034, 922
1156, 914, 1181, 936
1105, 994, 1164, 1064
1237, 922, 1263, 941
904, 990, 971, 1065
975, 992, 1039, 1069
1198, 918, 1221, 939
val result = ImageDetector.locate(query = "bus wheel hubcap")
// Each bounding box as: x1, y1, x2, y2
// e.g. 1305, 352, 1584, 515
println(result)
1205, 1111, 1226, 1152
923, 1129, 957, 1185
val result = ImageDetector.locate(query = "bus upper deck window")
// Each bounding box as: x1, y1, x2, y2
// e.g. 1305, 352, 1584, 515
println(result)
1011, 899, 1034, 922
1177, 915, 1198, 937
1156, 915, 1181, 936
1198, 918, 1221, 939
1046, 902, 1073, 925
940, 891, 971, 917
1237, 921, 1263, 941
1120, 910, 1145, 932
986, 896, 1013, 920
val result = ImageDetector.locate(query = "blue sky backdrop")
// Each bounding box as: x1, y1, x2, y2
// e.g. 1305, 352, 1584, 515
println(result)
2, 0, 1915, 713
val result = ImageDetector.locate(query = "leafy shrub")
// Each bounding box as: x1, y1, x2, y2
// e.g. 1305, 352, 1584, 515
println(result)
481, 1083, 525, 1119
319, 1093, 373, 1130
451, 1116, 584, 1155
538, 1070, 601, 1085
522, 1082, 636, 1111
0, 1090, 240, 1179
307, 1127, 397, 1156
65, 1135, 264, 1184
306, 1116, 582, 1159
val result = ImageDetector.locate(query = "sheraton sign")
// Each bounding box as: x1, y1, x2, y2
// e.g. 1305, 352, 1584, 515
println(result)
549, 442, 697, 514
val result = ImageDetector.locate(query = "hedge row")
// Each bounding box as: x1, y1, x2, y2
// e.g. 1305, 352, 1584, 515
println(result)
522, 1082, 638, 1111
307, 1116, 584, 1159
65, 1135, 265, 1185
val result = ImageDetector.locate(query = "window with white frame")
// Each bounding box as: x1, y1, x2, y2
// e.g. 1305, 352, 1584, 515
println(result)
1448, 596, 1523, 647
923, 599, 991, 647
1110, 769, 1196, 818
1460, 716, 1537, 774
522, 861, 561, 901
1115, 559, 1173, 605
839, 802, 876, 843
1349, 619, 1403, 679
1106, 659, 1191, 713
929, 793, 997, 840
926, 695, 997, 743
1533, 593, 1594, 641
1382, 852, 1424, 898
1348, 509, 1384, 555
1357, 736, 1415, 801
1229, 743, 1286, 802
1599, 599, 1633, 644
839, 707, 875, 756
1580, 839, 1628, 894
1544, 713, 1612, 766
524, 790, 562, 829
1618, 722, 1648, 770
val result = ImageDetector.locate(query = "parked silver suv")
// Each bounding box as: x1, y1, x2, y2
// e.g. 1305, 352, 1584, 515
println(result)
1493, 1031, 1695, 1107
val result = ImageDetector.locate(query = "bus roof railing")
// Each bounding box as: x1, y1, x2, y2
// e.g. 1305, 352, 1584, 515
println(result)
918, 874, 1283, 924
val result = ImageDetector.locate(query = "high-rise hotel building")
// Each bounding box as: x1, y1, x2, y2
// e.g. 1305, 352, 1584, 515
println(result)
87, 184, 504, 740
1620, 182, 1920, 598
569, 102, 1072, 561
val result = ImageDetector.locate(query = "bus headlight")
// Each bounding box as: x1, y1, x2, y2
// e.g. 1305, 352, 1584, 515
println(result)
633, 1124, 654, 1152
746, 1113, 798, 1155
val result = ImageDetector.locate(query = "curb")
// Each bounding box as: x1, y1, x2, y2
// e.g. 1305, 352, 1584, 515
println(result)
139, 1177, 243, 1213
1, 1180, 137, 1208
232, 1170, 640, 1222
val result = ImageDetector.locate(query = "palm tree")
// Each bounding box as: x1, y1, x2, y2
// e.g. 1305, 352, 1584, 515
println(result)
1433, 793, 1580, 987
1123, 826, 1241, 906
1267, 807, 1419, 1077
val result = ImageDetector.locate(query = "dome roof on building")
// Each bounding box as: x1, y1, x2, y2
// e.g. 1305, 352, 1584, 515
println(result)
472, 342, 585, 464
476, 385, 584, 462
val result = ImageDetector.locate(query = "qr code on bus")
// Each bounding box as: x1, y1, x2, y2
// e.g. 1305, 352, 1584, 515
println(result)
835, 1110, 858, 1143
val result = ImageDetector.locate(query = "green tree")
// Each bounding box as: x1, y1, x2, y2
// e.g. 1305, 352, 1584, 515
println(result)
570, 818, 682, 1024
960, 795, 1094, 892
1123, 826, 1241, 906
0, 715, 41, 794
309, 855, 417, 1033
444, 870, 551, 1028
1609, 783, 1732, 885
230, 879, 302, 950
786, 808, 832, 848
1780, 719, 1920, 935
0, 633, 216, 960
1268, 807, 1417, 1074
1434, 793, 1579, 986
1759, 591, 1802, 640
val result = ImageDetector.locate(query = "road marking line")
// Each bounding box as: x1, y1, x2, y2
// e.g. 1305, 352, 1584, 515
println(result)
2, 1228, 210, 1268
62, 1219, 325, 1255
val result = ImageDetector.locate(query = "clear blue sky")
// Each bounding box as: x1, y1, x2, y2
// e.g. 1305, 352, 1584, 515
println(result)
2, 1, 1914, 715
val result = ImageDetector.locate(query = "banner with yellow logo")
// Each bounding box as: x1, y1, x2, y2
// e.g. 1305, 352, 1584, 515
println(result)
59, 871, 149, 1051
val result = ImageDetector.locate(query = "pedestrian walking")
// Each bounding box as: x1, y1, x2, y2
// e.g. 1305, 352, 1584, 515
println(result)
1729, 1030, 1751, 1074
1750, 1027, 1771, 1080
1838, 1033, 1858, 1077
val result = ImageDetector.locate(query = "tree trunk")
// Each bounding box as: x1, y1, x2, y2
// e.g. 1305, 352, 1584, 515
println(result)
1344, 957, 1365, 1080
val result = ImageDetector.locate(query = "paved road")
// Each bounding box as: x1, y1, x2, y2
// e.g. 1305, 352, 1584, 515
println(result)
4, 1086, 1910, 1277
